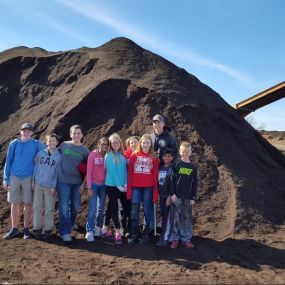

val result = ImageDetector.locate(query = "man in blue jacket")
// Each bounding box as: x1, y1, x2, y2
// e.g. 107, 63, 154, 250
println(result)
151, 114, 178, 163
3, 123, 45, 240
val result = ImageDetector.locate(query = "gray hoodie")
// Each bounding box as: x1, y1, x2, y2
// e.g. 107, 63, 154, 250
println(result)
33, 148, 61, 188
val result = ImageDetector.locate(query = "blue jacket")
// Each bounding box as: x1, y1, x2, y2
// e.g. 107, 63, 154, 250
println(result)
3, 138, 46, 184
105, 151, 127, 187
33, 149, 61, 188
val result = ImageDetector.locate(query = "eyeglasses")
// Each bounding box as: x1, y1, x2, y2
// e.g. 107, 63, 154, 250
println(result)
100, 143, 109, 146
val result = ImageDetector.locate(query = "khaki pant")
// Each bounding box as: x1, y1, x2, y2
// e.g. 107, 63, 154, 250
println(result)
33, 184, 56, 231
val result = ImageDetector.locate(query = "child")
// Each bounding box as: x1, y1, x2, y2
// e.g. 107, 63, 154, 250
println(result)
169, 142, 197, 249
127, 134, 159, 245
156, 148, 174, 247
124, 136, 139, 162
32, 134, 61, 240
3, 123, 46, 240
57, 125, 89, 242
85, 137, 109, 242
103, 133, 127, 244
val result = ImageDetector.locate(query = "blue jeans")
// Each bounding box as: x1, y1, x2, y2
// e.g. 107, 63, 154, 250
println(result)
131, 187, 153, 229
86, 183, 106, 232
57, 181, 81, 236
160, 196, 170, 240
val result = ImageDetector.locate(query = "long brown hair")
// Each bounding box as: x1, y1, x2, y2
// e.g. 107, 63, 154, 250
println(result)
108, 133, 125, 163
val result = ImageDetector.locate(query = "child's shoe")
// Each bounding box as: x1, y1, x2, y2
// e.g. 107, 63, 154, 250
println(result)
94, 226, 101, 237
101, 227, 112, 237
128, 229, 140, 245
33, 229, 42, 240
114, 232, 122, 244
156, 238, 169, 247
23, 228, 31, 240
170, 240, 179, 249
85, 231, 95, 242
43, 230, 52, 241
185, 241, 194, 248
3, 228, 20, 240
139, 226, 151, 245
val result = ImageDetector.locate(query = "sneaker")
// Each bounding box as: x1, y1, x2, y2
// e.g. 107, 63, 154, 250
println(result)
101, 228, 112, 237
185, 241, 194, 248
43, 230, 52, 241
72, 224, 79, 231
139, 226, 151, 245
156, 238, 169, 247
33, 229, 42, 240
23, 228, 31, 240
85, 231, 95, 242
61, 234, 72, 242
94, 226, 101, 237
114, 232, 122, 244
170, 240, 179, 249
3, 228, 20, 240
128, 231, 139, 245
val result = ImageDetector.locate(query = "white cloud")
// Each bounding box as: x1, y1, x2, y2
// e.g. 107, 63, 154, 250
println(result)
55, 0, 253, 85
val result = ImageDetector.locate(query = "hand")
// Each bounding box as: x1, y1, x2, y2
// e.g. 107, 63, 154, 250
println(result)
190, 200, 195, 206
3, 183, 10, 191
87, 188, 93, 198
165, 196, 172, 207
117, 186, 126, 192
50, 188, 56, 196
79, 183, 85, 194
171, 194, 177, 203
32, 181, 35, 191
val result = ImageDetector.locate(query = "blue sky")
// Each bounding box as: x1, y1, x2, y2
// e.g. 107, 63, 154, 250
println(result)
0, 0, 284, 130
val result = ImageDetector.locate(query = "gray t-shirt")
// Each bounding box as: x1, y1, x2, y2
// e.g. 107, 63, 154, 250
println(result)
58, 141, 89, 184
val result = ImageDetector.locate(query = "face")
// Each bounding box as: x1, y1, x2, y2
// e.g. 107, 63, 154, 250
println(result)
110, 138, 121, 151
99, 140, 109, 152
162, 153, 173, 165
129, 138, 139, 151
70, 128, 83, 143
20, 129, 33, 140
47, 136, 58, 149
141, 138, 152, 153
153, 120, 165, 135
180, 147, 192, 161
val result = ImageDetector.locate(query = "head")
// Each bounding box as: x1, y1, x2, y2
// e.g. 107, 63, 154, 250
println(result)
162, 148, 174, 166
45, 133, 59, 150
179, 142, 192, 161
152, 114, 165, 135
126, 136, 139, 151
20, 123, 34, 140
70, 125, 84, 144
108, 133, 124, 153
136, 134, 155, 156
97, 137, 109, 154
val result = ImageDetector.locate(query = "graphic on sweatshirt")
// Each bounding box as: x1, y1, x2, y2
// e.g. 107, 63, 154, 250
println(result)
134, 156, 153, 174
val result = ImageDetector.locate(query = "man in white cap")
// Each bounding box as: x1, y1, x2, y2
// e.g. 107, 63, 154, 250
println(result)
3, 123, 45, 240
151, 114, 178, 163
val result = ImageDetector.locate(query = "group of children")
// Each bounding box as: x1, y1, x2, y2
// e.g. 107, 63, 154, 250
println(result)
3, 115, 197, 249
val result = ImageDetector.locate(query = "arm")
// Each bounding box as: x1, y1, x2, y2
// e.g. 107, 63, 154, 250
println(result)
170, 136, 178, 162
52, 155, 61, 189
3, 140, 17, 187
190, 166, 197, 202
86, 152, 94, 189
152, 158, 159, 203
127, 155, 135, 200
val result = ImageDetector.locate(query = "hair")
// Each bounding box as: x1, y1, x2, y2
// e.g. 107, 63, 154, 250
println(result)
45, 133, 59, 143
135, 134, 156, 157
70, 124, 84, 135
162, 147, 173, 156
179, 141, 192, 151
125, 136, 140, 148
108, 133, 124, 163
97, 137, 109, 147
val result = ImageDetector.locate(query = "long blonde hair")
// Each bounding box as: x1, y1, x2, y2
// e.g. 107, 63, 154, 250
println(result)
108, 133, 125, 163
134, 134, 156, 157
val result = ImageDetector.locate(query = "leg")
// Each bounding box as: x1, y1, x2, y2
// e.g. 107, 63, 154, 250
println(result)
22, 176, 33, 229
86, 184, 98, 232
96, 185, 106, 228
8, 175, 21, 228
57, 182, 72, 236
11, 203, 20, 228
179, 201, 193, 244
44, 186, 56, 231
106, 186, 120, 230
70, 184, 81, 228
142, 187, 153, 227
33, 184, 44, 230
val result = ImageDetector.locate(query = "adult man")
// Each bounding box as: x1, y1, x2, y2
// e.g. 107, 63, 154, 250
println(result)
151, 114, 178, 163
3, 123, 45, 240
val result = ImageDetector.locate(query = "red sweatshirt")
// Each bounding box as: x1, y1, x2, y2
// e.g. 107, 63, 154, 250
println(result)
127, 151, 159, 203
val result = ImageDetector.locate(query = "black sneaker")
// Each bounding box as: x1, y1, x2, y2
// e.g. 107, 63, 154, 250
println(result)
33, 230, 42, 240
43, 230, 52, 241
139, 226, 151, 245
156, 238, 169, 247
128, 229, 140, 245
23, 228, 31, 240
3, 228, 20, 240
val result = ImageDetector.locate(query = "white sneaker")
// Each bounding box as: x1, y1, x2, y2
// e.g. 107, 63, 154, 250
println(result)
85, 231, 95, 242
61, 234, 72, 242
94, 226, 101, 237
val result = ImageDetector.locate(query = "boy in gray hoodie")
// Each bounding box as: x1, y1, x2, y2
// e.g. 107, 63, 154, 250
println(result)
32, 134, 61, 240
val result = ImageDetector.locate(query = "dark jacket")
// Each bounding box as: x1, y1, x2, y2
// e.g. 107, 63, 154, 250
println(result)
151, 126, 178, 162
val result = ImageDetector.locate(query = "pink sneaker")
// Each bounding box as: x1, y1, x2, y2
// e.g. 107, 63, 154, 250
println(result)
185, 241, 194, 248
170, 240, 179, 249
115, 232, 122, 244
101, 229, 112, 237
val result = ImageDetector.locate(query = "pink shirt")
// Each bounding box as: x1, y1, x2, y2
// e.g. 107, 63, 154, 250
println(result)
87, 150, 106, 188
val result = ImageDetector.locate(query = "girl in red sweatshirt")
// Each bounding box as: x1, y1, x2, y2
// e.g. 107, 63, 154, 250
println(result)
127, 134, 158, 245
